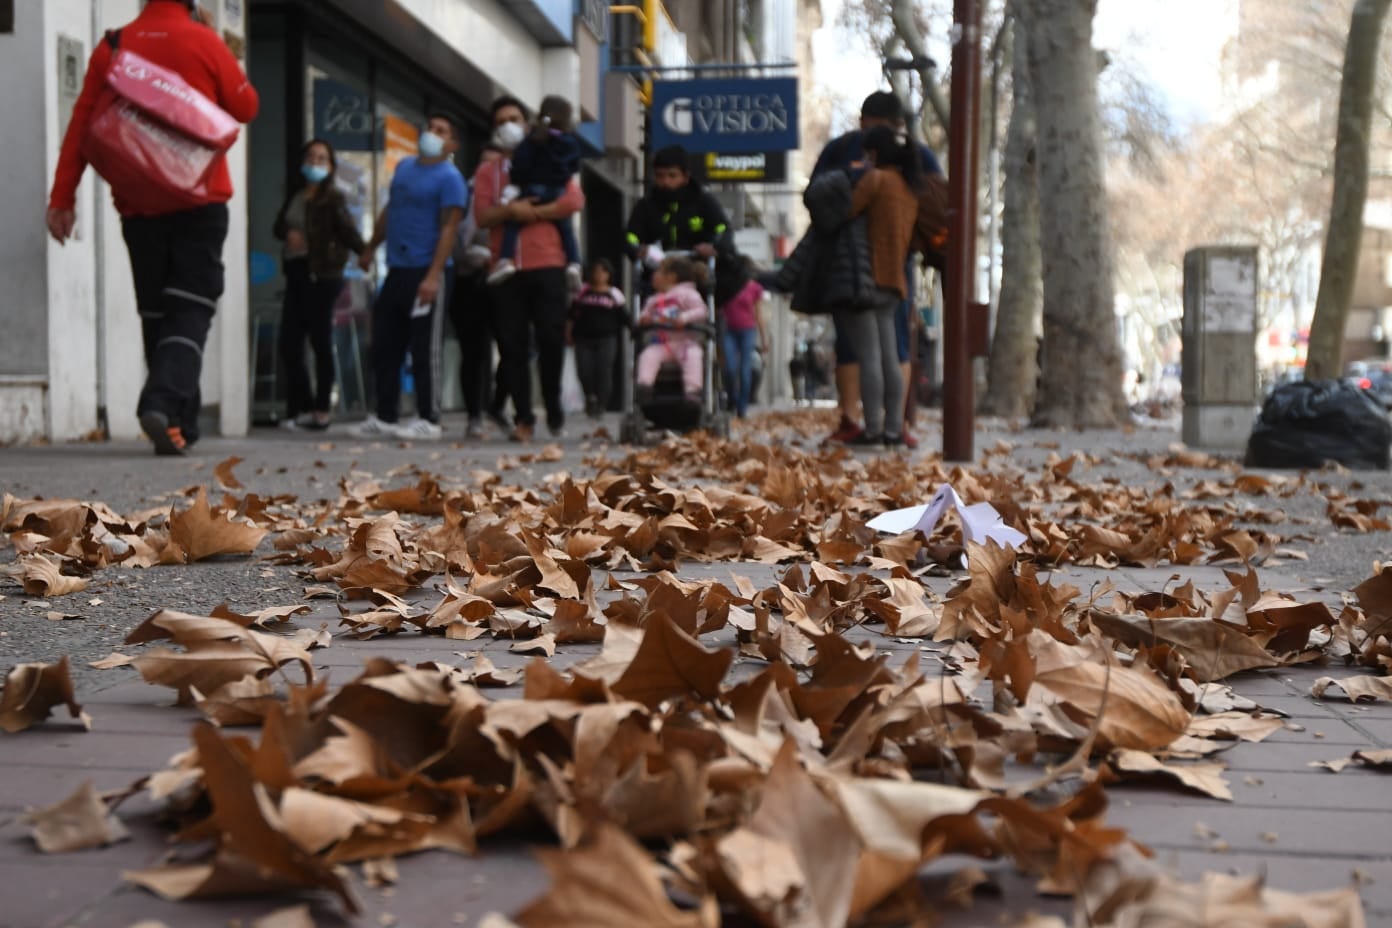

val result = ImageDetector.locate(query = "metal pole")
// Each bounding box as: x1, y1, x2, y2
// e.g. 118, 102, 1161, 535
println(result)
944, 0, 981, 462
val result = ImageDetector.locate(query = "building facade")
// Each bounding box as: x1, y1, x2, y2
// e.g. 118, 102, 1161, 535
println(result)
0, 0, 651, 442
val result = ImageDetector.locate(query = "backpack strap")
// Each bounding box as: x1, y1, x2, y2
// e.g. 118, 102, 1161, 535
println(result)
105, 29, 121, 50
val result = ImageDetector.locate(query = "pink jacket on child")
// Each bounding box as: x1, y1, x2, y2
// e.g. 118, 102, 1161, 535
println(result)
640, 281, 707, 360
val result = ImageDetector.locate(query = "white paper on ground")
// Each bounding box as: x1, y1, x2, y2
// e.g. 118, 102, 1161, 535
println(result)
867, 483, 1028, 549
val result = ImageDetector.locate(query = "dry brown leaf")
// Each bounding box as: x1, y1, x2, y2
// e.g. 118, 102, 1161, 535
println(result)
511, 633, 558, 658
514, 823, 717, 927
214, 456, 246, 490
252, 905, 316, 928
126, 722, 358, 912
715, 741, 860, 928
611, 611, 734, 708
167, 488, 269, 562
1088, 610, 1279, 682
0, 657, 88, 733
1107, 749, 1232, 800
23, 780, 130, 852
1312, 675, 1392, 703
1313, 749, 1392, 773
1030, 633, 1191, 751
1185, 712, 1285, 743
1093, 870, 1366, 927
9, 554, 89, 597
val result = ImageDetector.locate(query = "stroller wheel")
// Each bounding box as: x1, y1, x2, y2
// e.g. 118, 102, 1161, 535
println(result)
709, 414, 731, 440
620, 417, 647, 445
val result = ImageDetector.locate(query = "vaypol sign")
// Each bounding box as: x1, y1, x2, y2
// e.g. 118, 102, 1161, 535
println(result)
650, 77, 799, 154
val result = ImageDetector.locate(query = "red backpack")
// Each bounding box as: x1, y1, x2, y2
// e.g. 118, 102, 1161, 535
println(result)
81, 31, 241, 215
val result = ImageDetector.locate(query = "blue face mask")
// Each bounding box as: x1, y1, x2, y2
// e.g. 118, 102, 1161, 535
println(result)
418, 131, 446, 159
301, 164, 330, 184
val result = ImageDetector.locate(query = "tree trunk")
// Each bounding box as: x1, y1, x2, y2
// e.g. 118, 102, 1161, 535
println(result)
1020, 0, 1129, 428
981, 19, 1041, 418
1305, 0, 1392, 380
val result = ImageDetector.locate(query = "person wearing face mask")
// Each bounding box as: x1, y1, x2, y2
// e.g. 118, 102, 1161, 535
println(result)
474, 95, 586, 442
272, 138, 364, 431
623, 145, 740, 300
352, 113, 467, 441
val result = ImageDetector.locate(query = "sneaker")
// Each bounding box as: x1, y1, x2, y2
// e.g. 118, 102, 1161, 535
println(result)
466, 417, 484, 439
823, 416, 864, 446
565, 263, 583, 290
139, 410, 187, 456
394, 418, 444, 441
849, 431, 884, 448
548, 422, 567, 439
487, 259, 517, 285
500, 184, 519, 205
305, 413, 332, 432
278, 419, 302, 432
902, 430, 918, 450
882, 433, 905, 449
466, 243, 494, 264
509, 422, 534, 443
350, 414, 396, 438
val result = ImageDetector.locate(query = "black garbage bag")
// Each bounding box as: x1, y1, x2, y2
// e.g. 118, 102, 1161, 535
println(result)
1245, 379, 1391, 470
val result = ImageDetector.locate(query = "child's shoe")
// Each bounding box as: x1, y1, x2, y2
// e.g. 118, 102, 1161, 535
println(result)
487, 259, 517, 285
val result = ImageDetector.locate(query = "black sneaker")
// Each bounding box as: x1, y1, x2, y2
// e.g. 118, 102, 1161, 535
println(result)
139, 410, 188, 456
848, 431, 884, 448
882, 433, 905, 448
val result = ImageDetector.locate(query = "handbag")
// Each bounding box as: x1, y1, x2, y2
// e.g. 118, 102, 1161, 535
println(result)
81, 31, 241, 214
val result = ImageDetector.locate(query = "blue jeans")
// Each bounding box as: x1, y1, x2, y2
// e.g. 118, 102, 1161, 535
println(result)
722, 325, 758, 417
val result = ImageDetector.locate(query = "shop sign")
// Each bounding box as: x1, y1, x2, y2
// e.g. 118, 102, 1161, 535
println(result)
650, 77, 798, 154
694, 151, 787, 184
313, 77, 373, 151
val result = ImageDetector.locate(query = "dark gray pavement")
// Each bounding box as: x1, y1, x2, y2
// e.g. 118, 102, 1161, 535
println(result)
3, 410, 1392, 926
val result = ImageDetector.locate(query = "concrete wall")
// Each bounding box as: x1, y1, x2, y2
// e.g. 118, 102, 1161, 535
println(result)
396, 0, 545, 104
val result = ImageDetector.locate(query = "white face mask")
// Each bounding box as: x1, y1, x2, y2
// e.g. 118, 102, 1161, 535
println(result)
419, 130, 446, 159
492, 121, 526, 152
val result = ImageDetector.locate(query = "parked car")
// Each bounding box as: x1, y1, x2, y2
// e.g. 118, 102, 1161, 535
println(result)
1344, 360, 1392, 408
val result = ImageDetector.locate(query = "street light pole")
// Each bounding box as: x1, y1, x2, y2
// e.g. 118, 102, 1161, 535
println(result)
944, 0, 982, 462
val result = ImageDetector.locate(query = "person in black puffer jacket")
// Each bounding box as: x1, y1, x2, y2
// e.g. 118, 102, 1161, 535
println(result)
767, 169, 875, 316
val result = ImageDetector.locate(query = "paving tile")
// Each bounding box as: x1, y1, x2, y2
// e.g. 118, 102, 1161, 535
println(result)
1106, 768, 1392, 812
1220, 738, 1384, 771
0, 732, 191, 772
1106, 804, 1392, 857
0, 765, 157, 818
0, 861, 123, 928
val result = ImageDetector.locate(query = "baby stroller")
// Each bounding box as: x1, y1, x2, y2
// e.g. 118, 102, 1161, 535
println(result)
619, 251, 730, 443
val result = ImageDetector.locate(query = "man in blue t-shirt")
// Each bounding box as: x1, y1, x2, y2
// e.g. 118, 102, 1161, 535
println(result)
353, 112, 468, 440
812, 91, 943, 449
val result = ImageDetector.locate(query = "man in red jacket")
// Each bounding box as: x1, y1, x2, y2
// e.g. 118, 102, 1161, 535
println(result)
46, 0, 259, 455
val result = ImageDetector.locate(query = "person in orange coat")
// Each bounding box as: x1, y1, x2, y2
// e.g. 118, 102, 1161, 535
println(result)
845, 125, 920, 447
47, 0, 259, 455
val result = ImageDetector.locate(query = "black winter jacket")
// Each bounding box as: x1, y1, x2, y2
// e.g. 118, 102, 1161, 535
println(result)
773, 171, 875, 314
624, 180, 748, 302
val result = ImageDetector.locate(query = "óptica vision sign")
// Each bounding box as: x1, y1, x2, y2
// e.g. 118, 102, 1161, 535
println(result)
650, 77, 799, 154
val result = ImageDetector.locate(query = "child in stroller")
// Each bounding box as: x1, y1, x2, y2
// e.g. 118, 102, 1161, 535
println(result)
635, 254, 708, 403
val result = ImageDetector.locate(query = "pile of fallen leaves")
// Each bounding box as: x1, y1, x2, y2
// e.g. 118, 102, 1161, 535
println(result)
4, 424, 1391, 925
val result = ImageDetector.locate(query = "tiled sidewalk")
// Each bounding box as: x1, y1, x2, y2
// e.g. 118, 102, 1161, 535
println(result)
3, 564, 1392, 928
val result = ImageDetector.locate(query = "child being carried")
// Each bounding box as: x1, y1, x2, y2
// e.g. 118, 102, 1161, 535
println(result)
488, 95, 582, 288
636, 255, 708, 400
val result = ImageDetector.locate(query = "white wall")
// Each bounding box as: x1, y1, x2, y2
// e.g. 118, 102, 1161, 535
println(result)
43, 0, 100, 441
396, 0, 545, 104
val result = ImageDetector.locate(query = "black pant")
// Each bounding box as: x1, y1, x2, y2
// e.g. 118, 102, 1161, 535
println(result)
573, 335, 618, 410
497, 267, 568, 429
280, 259, 342, 419
372, 266, 447, 424
121, 203, 229, 443
450, 269, 496, 419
